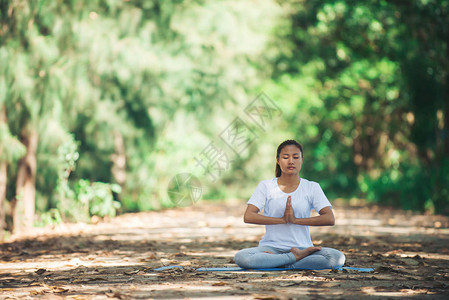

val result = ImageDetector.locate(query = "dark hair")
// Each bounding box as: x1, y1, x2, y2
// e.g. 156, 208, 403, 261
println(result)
275, 139, 303, 177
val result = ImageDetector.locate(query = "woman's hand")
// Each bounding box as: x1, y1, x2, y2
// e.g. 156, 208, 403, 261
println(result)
282, 196, 335, 226
283, 196, 297, 224
291, 205, 335, 226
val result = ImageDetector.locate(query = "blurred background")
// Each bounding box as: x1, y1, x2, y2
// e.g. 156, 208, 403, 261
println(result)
0, 0, 448, 236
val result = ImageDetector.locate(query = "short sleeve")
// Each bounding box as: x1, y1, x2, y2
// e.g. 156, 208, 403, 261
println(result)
247, 181, 267, 211
312, 183, 332, 213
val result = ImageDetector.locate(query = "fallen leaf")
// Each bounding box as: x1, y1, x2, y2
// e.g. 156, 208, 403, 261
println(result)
35, 268, 46, 275
212, 282, 227, 286
278, 282, 298, 287
87, 277, 106, 281
252, 294, 280, 300
52, 286, 69, 293
375, 266, 393, 272
106, 290, 129, 299
29, 289, 45, 296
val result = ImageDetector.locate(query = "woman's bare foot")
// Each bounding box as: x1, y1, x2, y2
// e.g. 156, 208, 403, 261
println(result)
290, 247, 321, 261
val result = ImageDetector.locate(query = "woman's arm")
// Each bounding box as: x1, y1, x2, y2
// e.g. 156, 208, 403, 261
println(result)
286, 199, 335, 226
244, 204, 287, 225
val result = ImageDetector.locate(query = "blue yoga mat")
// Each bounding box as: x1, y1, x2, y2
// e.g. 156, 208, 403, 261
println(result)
153, 265, 374, 272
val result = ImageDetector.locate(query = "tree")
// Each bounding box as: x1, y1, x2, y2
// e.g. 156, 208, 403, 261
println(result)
1, 0, 72, 231
0, 103, 26, 237
268, 0, 449, 213
0, 0, 283, 234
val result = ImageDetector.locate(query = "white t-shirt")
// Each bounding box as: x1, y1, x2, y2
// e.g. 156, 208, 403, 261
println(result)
247, 177, 332, 250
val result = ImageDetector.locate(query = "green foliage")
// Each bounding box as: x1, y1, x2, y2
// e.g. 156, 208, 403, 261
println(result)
55, 135, 80, 220
1, 0, 448, 226
76, 180, 121, 218
360, 158, 449, 215
267, 0, 449, 213
1, 0, 281, 220
35, 209, 63, 228
0, 123, 26, 163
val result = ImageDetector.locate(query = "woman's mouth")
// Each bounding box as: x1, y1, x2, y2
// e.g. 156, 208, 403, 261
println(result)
287, 166, 295, 170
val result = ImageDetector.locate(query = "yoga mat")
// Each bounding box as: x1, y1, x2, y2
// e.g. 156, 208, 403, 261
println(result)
153, 265, 374, 272
339, 267, 374, 272
153, 266, 184, 271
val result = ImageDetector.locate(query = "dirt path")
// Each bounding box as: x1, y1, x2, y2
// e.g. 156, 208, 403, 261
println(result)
1, 202, 449, 299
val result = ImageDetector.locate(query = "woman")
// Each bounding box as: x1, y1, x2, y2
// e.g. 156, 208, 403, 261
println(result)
234, 139, 345, 270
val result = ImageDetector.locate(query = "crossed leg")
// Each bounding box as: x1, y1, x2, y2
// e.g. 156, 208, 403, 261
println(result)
234, 246, 325, 269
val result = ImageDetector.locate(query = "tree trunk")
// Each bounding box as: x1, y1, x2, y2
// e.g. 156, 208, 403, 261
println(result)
0, 106, 7, 239
13, 128, 38, 234
445, 34, 449, 156
445, 90, 449, 157
0, 161, 6, 240
111, 130, 126, 187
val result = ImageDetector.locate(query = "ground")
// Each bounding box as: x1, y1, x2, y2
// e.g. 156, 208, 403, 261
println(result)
1, 201, 449, 299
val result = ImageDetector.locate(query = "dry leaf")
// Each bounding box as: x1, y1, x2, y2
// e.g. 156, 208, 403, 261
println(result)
124, 270, 139, 275
212, 282, 227, 286
87, 277, 106, 281
52, 286, 70, 293
29, 289, 45, 296
35, 268, 46, 275
278, 282, 298, 287
252, 294, 280, 300
106, 290, 129, 299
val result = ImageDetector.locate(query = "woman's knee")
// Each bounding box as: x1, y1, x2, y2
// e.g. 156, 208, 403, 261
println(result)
332, 250, 346, 269
234, 249, 252, 268
321, 248, 345, 269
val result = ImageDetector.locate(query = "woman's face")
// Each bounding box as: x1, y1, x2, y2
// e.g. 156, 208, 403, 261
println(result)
277, 145, 303, 176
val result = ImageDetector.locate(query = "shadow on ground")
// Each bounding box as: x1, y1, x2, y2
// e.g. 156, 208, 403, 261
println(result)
1, 203, 449, 299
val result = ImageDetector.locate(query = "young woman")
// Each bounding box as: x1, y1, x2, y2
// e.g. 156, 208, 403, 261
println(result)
234, 139, 345, 270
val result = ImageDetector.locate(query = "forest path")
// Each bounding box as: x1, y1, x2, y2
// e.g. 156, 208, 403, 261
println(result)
1, 202, 449, 299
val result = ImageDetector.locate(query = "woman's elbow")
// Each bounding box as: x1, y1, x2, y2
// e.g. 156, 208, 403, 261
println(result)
243, 214, 252, 224
328, 215, 335, 226
244, 212, 257, 224
243, 216, 254, 224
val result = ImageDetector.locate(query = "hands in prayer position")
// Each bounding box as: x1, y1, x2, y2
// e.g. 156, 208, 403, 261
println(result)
283, 196, 296, 224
